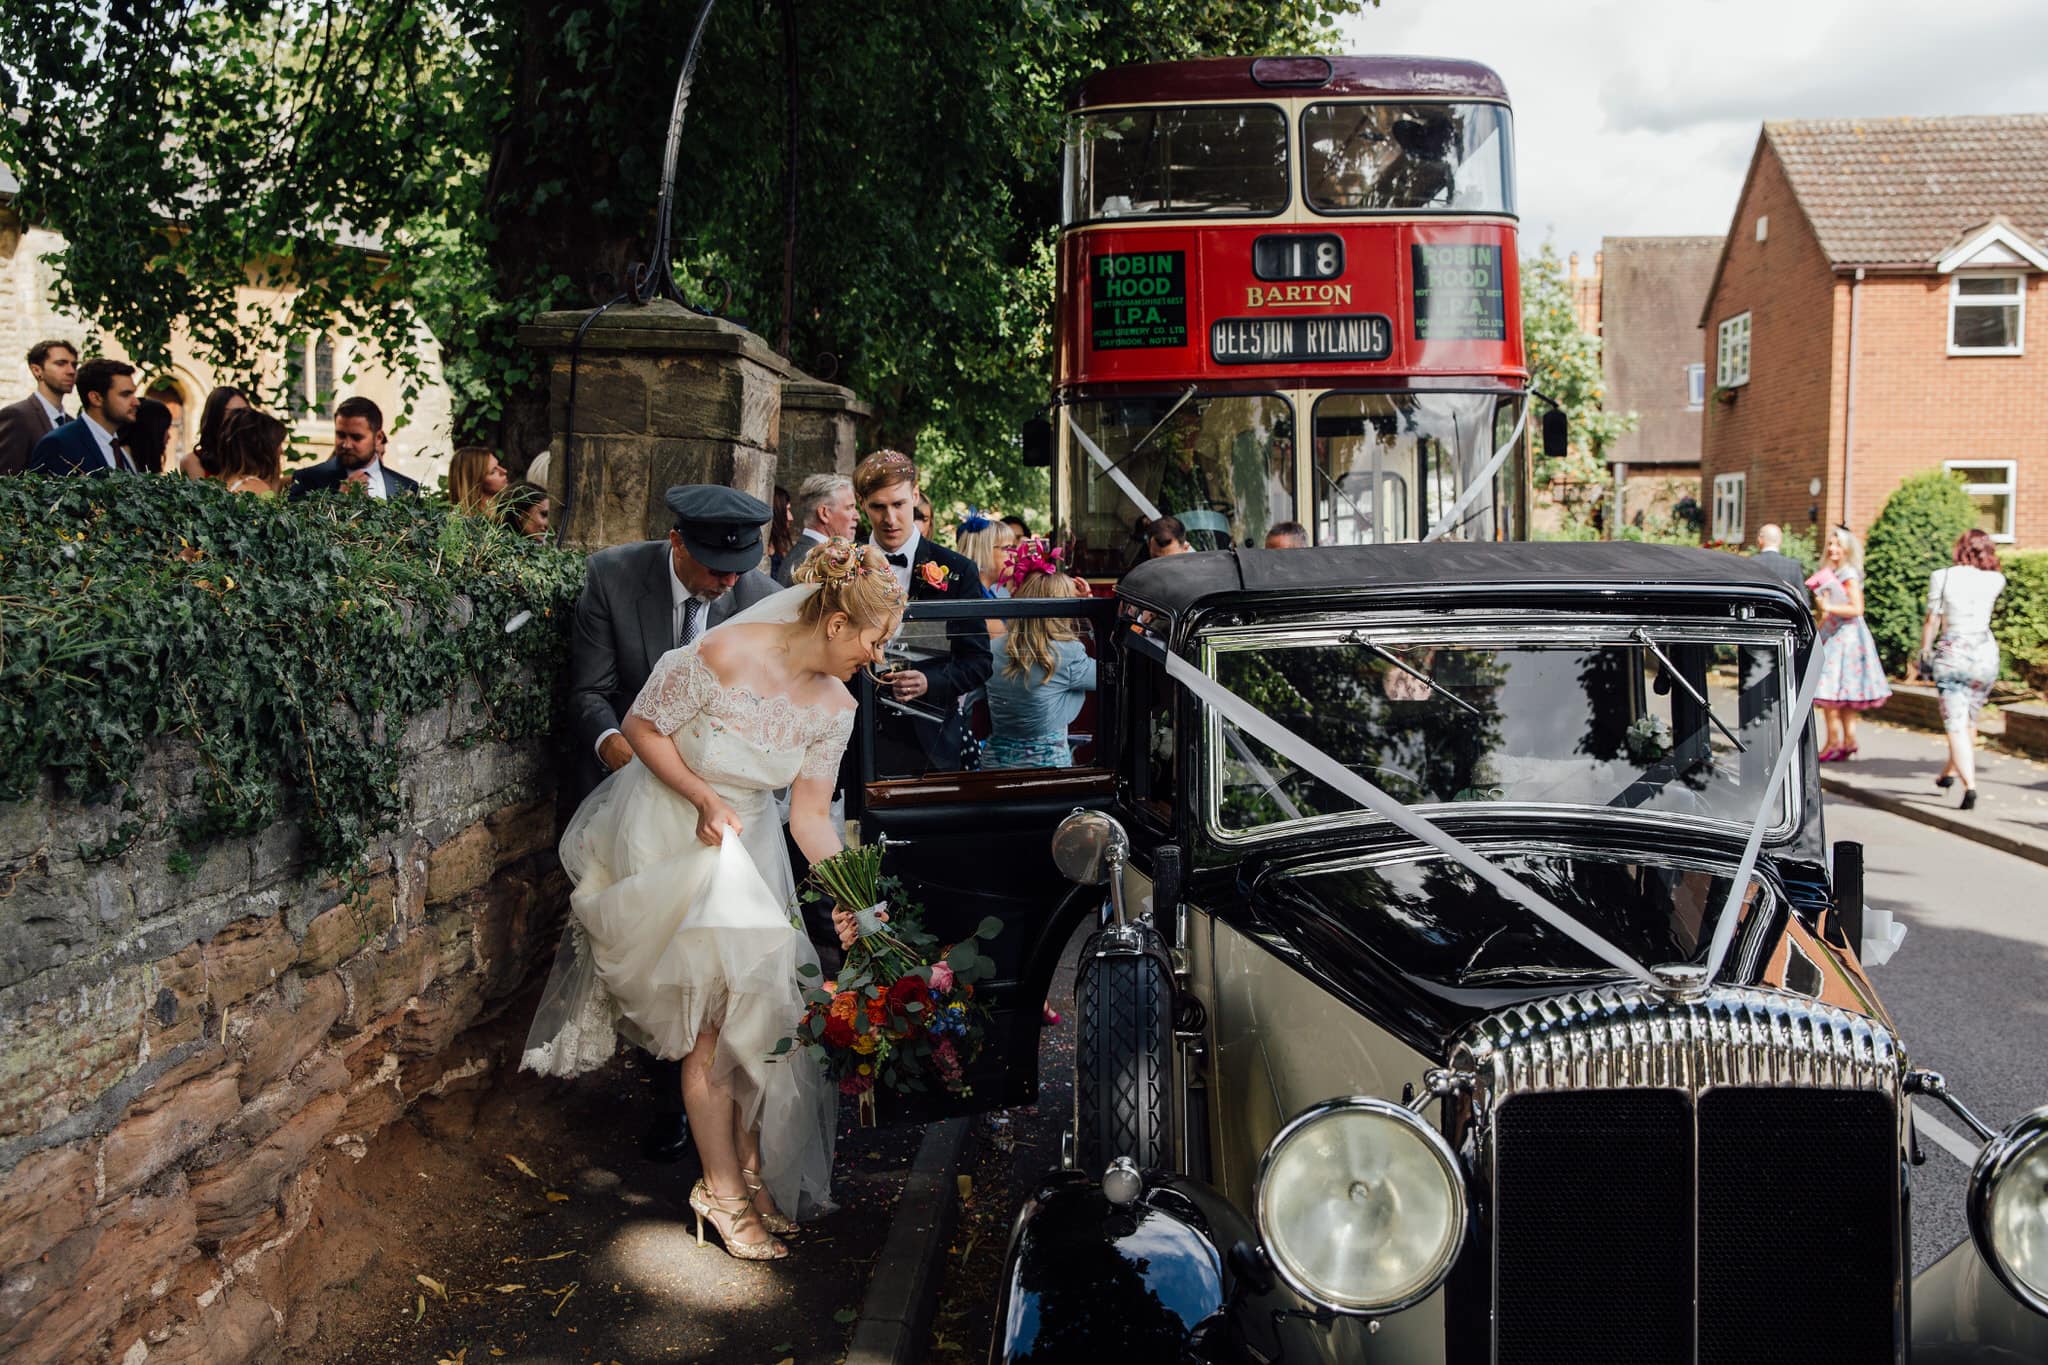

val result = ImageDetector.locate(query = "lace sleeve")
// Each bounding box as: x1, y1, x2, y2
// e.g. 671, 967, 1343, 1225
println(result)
798, 706, 856, 781
628, 644, 718, 735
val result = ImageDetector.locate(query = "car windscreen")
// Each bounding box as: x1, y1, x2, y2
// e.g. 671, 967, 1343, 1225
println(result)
1205, 620, 1794, 840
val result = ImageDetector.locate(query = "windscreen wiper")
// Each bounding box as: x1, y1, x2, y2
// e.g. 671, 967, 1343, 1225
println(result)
1631, 628, 1747, 753
1091, 384, 1198, 486
1343, 631, 1482, 717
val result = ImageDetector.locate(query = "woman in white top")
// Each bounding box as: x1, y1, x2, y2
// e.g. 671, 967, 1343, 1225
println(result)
1920, 527, 2007, 809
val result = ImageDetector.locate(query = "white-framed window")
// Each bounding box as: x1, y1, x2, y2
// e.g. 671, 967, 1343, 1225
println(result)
1948, 273, 2025, 355
1944, 459, 2017, 542
1716, 312, 1751, 388
1712, 473, 1746, 542
284, 334, 338, 418
1685, 362, 1706, 410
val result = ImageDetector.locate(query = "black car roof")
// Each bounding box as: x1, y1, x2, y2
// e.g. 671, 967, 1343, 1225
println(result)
1118, 542, 1810, 617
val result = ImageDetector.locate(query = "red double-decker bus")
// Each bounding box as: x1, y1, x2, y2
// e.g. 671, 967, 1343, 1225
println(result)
1039, 55, 1541, 577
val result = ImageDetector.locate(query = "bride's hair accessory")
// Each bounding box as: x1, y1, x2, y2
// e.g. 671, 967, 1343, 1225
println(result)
994, 537, 1065, 591
791, 538, 906, 635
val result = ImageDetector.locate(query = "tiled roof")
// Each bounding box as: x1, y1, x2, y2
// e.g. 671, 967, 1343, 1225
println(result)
1600, 237, 1721, 467
1766, 115, 2048, 265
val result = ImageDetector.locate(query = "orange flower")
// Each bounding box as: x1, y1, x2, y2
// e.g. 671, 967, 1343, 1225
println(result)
919, 560, 951, 591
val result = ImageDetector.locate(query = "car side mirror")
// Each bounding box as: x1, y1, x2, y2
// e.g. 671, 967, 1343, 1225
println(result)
1051, 808, 1128, 885
1832, 840, 1865, 956
1541, 407, 1568, 463
1022, 416, 1054, 468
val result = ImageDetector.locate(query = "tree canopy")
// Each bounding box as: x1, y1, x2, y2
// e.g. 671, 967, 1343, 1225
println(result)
0, 0, 1364, 517
1520, 240, 1633, 516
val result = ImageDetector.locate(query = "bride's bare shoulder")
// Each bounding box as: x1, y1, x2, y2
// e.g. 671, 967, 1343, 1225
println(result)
811, 675, 856, 715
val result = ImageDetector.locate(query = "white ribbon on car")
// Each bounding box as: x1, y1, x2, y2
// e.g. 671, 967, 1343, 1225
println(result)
1147, 641, 1661, 987
1068, 416, 1166, 524
1422, 394, 1531, 543
1699, 643, 1827, 985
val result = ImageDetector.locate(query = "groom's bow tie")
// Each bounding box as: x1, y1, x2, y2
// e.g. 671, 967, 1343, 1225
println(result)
884, 553, 909, 567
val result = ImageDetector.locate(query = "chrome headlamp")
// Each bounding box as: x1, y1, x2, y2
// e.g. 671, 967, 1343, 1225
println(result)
1254, 1097, 1467, 1315
1969, 1104, 2048, 1315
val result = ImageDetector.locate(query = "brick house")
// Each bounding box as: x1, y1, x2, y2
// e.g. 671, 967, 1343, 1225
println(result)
1601, 236, 1722, 526
1699, 115, 2048, 549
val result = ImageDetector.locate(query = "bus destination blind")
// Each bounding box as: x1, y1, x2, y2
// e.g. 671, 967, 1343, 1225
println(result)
1209, 313, 1392, 365
1091, 250, 1188, 350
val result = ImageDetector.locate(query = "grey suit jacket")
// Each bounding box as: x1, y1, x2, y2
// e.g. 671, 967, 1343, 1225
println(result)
776, 532, 825, 587
566, 538, 781, 797
0, 395, 55, 476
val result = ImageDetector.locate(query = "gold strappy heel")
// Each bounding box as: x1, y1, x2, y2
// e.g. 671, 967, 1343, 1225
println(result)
739, 1166, 799, 1235
690, 1182, 788, 1261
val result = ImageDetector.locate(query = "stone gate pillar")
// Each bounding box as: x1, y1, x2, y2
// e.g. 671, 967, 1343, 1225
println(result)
519, 300, 794, 551
778, 377, 873, 484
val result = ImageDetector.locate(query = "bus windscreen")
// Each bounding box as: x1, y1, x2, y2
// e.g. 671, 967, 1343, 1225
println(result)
1065, 104, 1289, 223
1302, 102, 1514, 215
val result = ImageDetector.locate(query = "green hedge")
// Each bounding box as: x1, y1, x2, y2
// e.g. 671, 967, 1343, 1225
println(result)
1993, 551, 2048, 690
0, 477, 583, 873
1863, 471, 1979, 672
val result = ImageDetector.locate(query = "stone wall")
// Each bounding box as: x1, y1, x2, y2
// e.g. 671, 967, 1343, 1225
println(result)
0, 691, 565, 1364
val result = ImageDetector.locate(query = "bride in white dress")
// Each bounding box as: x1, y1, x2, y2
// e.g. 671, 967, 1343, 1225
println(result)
521, 538, 904, 1260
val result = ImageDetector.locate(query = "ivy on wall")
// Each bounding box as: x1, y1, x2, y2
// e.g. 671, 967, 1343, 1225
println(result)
0, 478, 582, 873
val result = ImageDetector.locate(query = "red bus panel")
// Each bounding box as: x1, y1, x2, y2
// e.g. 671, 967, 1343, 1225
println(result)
1058, 222, 1524, 389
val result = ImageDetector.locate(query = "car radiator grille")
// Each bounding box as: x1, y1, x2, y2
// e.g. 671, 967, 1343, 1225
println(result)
1461, 987, 1903, 1365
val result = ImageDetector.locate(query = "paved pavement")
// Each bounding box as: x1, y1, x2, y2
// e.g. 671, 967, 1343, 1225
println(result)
1825, 798, 2048, 1274
1820, 718, 2048, 864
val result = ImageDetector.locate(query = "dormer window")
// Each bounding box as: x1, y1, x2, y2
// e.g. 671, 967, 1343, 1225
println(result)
1949, 274, 2024, 355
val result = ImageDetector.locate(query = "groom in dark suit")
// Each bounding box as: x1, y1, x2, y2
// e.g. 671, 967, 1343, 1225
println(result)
854, 450, 992, 774
563, 482, 779, 1162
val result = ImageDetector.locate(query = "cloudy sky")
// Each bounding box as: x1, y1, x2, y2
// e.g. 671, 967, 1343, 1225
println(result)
1340, 0, 2048, 264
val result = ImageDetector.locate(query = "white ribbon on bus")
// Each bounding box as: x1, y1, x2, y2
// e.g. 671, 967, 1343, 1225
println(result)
1067, 416, 1165, 525
1421, 393, 1531, 544
1143, 634, 1826, 991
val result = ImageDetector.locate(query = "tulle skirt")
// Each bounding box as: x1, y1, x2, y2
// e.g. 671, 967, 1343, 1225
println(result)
520, 761, 835, 1219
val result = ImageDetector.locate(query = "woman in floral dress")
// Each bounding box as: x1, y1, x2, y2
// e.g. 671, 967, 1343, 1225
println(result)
1810, 525, 1891, 759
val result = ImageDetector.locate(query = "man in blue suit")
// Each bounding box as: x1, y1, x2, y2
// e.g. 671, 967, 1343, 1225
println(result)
26, 358, 139, 477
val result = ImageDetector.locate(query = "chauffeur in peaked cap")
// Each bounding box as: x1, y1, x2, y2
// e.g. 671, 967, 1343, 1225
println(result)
562, 482, 783, 1163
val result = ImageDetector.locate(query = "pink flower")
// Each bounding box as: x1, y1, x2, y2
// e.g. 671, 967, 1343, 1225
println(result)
928, 962, 955, 995
932, 1037, 963, 1084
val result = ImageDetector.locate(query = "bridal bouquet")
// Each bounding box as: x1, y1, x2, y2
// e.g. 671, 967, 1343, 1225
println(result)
777, 843, 999, 1122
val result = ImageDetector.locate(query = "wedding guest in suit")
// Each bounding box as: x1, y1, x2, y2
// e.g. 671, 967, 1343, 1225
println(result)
119, 397, 176, 475
857, 450, 991, 772
448, 445, 509, 512
499, 481, 550, 540
215, 407, 287, 495
1751, 523, 1808, 595
1264, 520, 1310, 549
186, 385, 248, 479
0, 339, 78, 475
28, 358, 140, 476
286, 396, 421, 499
563, 482, 779, 1163
778, 472, 857, 587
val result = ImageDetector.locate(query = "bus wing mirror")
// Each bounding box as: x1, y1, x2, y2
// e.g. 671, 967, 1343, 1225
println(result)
1022, 416, 1054, 468
1541, 407, 1569, 463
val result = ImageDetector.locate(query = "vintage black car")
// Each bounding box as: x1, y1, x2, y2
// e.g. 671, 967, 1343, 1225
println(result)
853, 543, 2048, 1364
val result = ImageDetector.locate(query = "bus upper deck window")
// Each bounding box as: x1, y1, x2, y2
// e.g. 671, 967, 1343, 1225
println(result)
1301, 102, 1515, 216
1065, 104, 1289, 223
